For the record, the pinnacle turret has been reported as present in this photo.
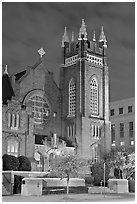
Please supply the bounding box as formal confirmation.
[78,19,87,40]
[93,31,96,42]
[99,26,107,42]
[4,65,8,75]
[61,27,69,47]
[71,31,74,42]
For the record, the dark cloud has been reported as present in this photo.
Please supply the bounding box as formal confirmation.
[25,2,46,12]
[2,2,135,101]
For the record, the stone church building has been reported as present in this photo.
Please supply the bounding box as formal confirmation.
[2,20,111,171]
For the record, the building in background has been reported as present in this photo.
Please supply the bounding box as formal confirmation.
[110,97,135,150]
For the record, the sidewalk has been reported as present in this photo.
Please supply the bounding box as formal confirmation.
[2,193,135,202]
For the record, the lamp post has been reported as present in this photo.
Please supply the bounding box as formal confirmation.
[53,112,57,148]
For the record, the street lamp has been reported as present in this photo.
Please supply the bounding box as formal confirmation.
[53,112,57,148]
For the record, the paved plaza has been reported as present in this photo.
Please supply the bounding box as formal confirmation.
[2,193,135,202]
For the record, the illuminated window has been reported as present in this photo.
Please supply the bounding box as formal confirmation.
[90,77,98,115]
[69,78,76,116]
[7,139,19,157]
[120,141,124,146]
[27,95,51,124]
[112,141,116,147]
[130,141,134,145]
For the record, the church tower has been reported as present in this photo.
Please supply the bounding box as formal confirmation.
[60,20,111,161]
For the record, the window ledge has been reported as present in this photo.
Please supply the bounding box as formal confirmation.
[11,126,18,130]
[93,136,100,140]
[67,114,76,118]
[89,114,99,118]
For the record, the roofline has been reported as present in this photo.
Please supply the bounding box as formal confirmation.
[110,97,135,105]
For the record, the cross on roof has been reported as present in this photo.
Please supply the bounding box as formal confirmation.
[38,48,45,59]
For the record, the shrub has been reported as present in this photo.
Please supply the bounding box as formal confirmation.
[91,162,110,186]
[18,156,31,171]
[85,176,94,185]
[2,154,19,171]
[13,175,24,194]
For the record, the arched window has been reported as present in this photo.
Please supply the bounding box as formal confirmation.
[69,78,76,116]
[90,143,100,162]
[7,138,19,157]
[27,95,51,124]
[90,77,98,115]
[34,152,43,171]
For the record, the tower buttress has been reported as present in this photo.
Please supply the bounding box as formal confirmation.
[78,19,88,58]
[99,26,107,55]
[4,65,8,75]
[70,32,75,53]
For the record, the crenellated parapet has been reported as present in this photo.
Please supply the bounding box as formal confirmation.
[61,19,108,67]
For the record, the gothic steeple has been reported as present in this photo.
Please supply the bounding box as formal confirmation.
[61,27,69,47]
[71,31,74,42]
[99,26,107,43]
[99,26,107,50]
[4,65,8,75]
[93,31,96,42]
[70,31,75,53]
[78,19,87,40]
[92,31,97,52]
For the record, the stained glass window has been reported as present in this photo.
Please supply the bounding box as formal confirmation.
[27,95,51,124]
[7,139,19,157]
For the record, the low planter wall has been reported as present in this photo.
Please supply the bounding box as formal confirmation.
[128,180,135,193]
[43,178,85,187]
[2,171,49,195]
[108,179,129,193]
[21,177,86,196]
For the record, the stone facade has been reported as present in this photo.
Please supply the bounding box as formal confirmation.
[2,20,111,171]
[60,20,111,160]
[2,60,65,171]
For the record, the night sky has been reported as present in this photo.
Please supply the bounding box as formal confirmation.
[2,2,135,102]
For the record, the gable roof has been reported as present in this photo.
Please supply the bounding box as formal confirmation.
[14,60,42,83]
[2,73,15,104]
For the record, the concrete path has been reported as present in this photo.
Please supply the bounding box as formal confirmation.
[2,193,135,202]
